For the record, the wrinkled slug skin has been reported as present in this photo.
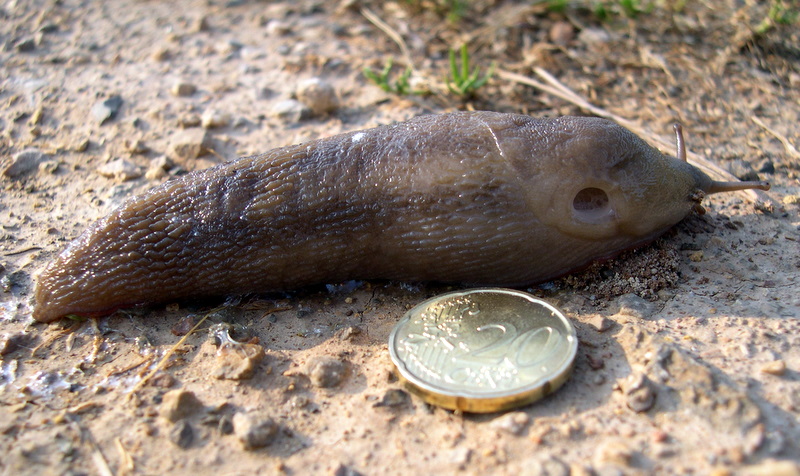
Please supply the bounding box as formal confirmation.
[33,111,713,322]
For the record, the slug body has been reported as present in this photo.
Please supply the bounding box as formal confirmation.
[32,112,768,322]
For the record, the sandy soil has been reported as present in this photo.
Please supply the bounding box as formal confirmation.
[1,0,799,474]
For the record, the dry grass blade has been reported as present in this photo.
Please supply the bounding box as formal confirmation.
[115,437,135,475]
[127,307,217,397]
[361,8,415,71]
[752,115,800,159]
[499,68,770,206]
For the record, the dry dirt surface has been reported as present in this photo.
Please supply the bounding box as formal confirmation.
[1,0,799,474]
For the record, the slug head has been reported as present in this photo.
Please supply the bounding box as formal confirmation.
[509,117,769,242]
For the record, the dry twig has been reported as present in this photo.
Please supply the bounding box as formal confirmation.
[752,115,800,159]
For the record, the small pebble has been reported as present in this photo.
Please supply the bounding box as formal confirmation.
[295,78,338,116]
[590,315,614,332]
[616,294,656,319]
[265,20,291,36]
[782,195,800,206]
[270,99,311,122]
[160,389,204,422]
[760,360,786,376]
[489,411,530,435]
[333,464,364,476]
[169,420,194,449]
[0,332,32,355]
[3,148,49,178]
[334,326,362,341]
[145,156,174,181]
[622,373,656,413]
[124,139,149,154]
[15,38,36,52]
[73,138,90,152]
[578,27,611,48]
[373,389,410,408]
[38,160,59,175]
[178,114,202,128]
[594,439,633,467]
[218,414,234,435]
[201,108,231,129]
[689,251,704,262]
[233,412,278,449]
[549,21,574,45]
[97,159,142,182]
[307,356,347,388]
[91,95,123,125]
[171,82,197,97]
[193,15,211,32]
[152,47,170,61]
[169,129,212,161]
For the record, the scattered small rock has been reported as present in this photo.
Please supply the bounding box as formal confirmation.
[212,343,265,380]
[270,99,311,122]
[594,439,634,467]
[218,414,234,435]
[689,251,704,262]
[307,356,347,388]
[782,195,800,206]
[450,447,472,466]
[334,325,362,341]
[621,372,656,413]
[616,294,656,319]
[295,78,338,116]
[38,160,59,175]
[91,95,123,125]
[586,353,605,370]
[265,20,291,36]
[578,27,611,48]
[374,389,410,408]
[549,21,574,45]
[97,158,142,182]
[152,47,170,61]
[233,412,278,449]
[124,138,149,154]
[73,138,90,152]
[169,128,212,162]
[760,360,786,376]
[15,38,36,52]
[526,456,570,476]
[590,315,614,332]
[160,389,204,422]
[3,148,49,178]
[193,15,211,33]
[201,108,231,129]
[178,113,202,128]
[145,156,173,180]
[169,420,194,449]
[172,81,197,97]
[489,411,530,435]
[0,332,32,355]
[333,464,364,476]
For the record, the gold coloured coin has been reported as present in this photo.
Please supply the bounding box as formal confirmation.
[389,288,578,413]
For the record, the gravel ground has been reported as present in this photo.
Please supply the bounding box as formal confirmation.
[1,1,799,474]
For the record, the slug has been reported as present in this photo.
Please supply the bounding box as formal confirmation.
[32,111,769,323]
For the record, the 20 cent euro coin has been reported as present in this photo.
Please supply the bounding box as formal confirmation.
[389,288,577,413]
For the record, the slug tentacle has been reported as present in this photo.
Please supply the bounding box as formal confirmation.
[32,112,770,323]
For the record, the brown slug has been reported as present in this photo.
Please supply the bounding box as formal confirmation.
[32,111,769,323]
